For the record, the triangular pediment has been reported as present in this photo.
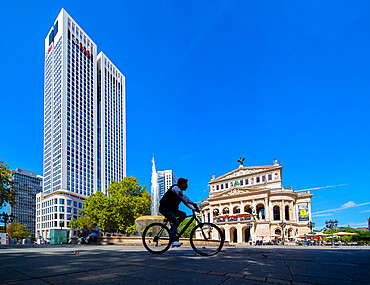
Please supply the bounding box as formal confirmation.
[211,187,265,198]
[210,165,281,183]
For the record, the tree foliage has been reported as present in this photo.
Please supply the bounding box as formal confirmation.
[0,160,16,208]
[68,214,94,230]
[323,227,370,244]
[107,177,151,234]
[7,222,29,240]
[74,176,150,234]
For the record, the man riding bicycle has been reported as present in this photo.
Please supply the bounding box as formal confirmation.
[159,178,199,248]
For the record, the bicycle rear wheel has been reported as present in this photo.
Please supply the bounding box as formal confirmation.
[142,223,171,254]
[190,223,224,256]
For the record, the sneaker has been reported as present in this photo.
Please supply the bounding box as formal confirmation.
[171,241,183,248]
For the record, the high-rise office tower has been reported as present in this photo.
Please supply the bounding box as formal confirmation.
[7,169,42,236]
[37,9,126,239]
[97,52,126,194]
[157,170,177,199]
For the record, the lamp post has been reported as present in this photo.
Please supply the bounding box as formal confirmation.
[0,212,15,232]
[307,221,315,234]
[279,220,287,242]
[325,219,338,247]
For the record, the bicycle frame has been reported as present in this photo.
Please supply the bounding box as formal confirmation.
[164,211,202,238]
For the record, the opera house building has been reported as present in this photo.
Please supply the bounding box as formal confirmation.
[199,160,313,244]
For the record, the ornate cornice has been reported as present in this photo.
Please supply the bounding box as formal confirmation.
[210,165,282,184]
[208,187,270,201]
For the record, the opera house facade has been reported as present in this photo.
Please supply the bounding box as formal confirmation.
[199,160,313,243]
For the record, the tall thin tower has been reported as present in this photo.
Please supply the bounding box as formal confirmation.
[97,52,126,193]
[43,9,97,197]
[37,9,126,240]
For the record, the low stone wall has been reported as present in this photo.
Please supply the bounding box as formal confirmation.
[69,236,229,246]
[70,236,143,245]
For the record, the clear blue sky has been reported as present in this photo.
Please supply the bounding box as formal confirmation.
[1,1,369,230]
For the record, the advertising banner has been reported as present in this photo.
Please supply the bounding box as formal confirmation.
[298,205,309,221]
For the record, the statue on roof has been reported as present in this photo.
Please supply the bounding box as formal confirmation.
[238,157,245,166]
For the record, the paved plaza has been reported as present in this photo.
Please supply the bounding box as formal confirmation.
[0,244,369,284]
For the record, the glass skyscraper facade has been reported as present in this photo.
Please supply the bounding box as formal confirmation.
[8,169,42,236]
[37,9,126,239]
[97,53,126,193]
[157,170,177,199]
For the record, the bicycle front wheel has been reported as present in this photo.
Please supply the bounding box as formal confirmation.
[190,223,224,256]
[142,223,171,254]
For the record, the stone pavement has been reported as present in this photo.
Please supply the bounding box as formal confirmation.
[0,244,369,284]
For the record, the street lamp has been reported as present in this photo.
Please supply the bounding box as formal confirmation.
[279,220,287,242]
[307,221,315,233]
[0,212,15,232]
[325,219,338,247]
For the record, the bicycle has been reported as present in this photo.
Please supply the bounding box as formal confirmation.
[142,210,225,256]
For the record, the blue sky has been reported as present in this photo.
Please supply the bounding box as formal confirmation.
[1,1,369,230]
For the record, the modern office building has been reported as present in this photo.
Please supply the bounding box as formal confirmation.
[157,170,177,199]
[97,52,126,194]
[7,169,42,236]
[37,9,126,239]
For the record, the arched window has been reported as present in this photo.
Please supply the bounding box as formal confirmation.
[285,206,290,221]
[244,206,252,214]
[223,208,229,214]
[213,209,219,216]
[275,229,281,236]
[233,207,240,214]
[256,204,265,219]
[273,206,280,220]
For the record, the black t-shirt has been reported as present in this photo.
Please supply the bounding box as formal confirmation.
[159,185,182,211]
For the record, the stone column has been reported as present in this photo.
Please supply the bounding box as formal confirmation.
[295,203,299,223]
[237,225,243,243]
[252,200,256,218]
[224,226,230,242]
[265,197,269,220]
[282,200,285,220]
[251,223,255,243]
[210,206,214,223]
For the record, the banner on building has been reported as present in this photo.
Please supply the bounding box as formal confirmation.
[298,205,309,221]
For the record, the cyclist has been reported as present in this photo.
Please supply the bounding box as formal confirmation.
[159,178,199,248]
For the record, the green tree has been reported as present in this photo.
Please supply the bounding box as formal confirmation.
[108,177,151,234]
[7,222,29,240]
[68,214,94,230]
[82,190,116,232]
[0,160,16,208]
[323,227,370,244]
[74,176,150,235]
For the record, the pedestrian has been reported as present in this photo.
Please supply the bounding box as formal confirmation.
[78,224,91,244]
[86,223,100,243]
